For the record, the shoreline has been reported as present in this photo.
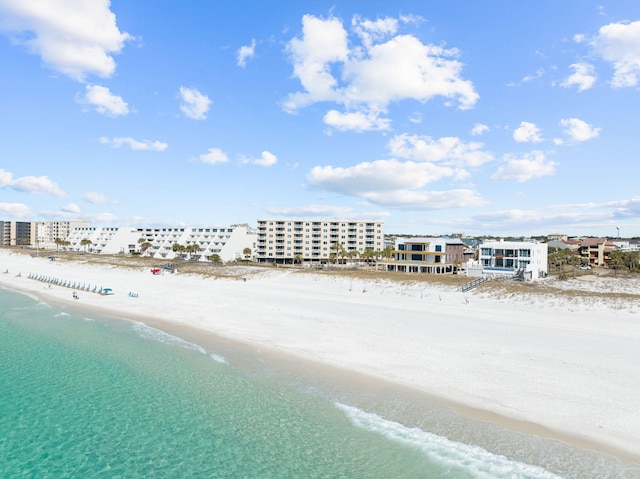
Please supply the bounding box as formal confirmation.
[1,250,639,467]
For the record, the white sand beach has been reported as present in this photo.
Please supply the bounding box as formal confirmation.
[2,249,639,464]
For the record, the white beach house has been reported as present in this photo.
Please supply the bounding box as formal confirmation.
[467,239,548,280]
[380,237,471,274]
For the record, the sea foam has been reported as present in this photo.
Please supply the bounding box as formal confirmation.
[335,403,564,479]
[131,321,207,354]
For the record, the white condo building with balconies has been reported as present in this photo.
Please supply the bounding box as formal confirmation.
[65,225,255,262]
[255,219,384,264]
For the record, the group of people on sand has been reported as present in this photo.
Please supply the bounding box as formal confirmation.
[72,290,79,300]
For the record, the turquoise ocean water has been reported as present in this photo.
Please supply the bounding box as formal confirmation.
[1,287,638,479]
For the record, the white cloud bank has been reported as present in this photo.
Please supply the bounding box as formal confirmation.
[179,87,212,120]
[305,133,493,210]
[100,136,168,151]
[0,0,131,81]
[0,168,66,197]
[307,158,485,210]
[284,14,478,132]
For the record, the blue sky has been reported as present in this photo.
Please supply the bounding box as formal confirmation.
[1,1,639,237]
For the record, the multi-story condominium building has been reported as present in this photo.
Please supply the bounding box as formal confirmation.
[382,237,470,274]
[35,221,91,248]
[0,221,35,246]
[469,239,548,280]
[255,219,384,264]
[65,225,255,262]
[578,238,616,266]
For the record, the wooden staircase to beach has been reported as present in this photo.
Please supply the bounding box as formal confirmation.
[458,275,491,293]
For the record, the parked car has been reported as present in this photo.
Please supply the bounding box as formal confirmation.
[579,265,591,270]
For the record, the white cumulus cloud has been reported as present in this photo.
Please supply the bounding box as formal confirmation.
[471,123,489,136]
[0,168,66,197]
[77,84,129,116]
[513,121,543,143]
[198,148,229,165]
[559,118,601,142]
[305,158,485,209]
[387,134,493,167]
[0,202,32,218]
[0,0,131,81]
[252,151,278,167]
[237,39,256,67]
[492,151,556,182]
[61,203,81,213]
[308,159,454,195]
[100,136,167,151]
[561,62,597,91]
[179,86,212,120]
[283,14,478,132]
[361,188,486,210]
[323,109,391,132]
[591,20,640,87]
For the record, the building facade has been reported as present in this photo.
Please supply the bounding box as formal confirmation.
[65,225,255,262]
[468,239,548,280]
[35,221,91,248]
[578,238,616,266]
[255,219,384,264]
[382,237,470,274]
[0,221,35,246]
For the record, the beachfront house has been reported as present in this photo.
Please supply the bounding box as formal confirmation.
[255,219,384,264]
[379,237,470,274]
[467,239,548,280]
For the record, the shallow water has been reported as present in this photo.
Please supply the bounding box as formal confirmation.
[1,287,638,478]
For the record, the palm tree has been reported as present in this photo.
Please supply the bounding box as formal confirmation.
[187,243,200,260]
[54,237,63,252]
[80,238,92,253]
[339,248,349,265]
[382,244,395,261]
[331,242,343,264]
[361,247,374,265]
[293,253,303,265]
[209,253,222,263]
[172,243,186,260]
[140,242,152,256]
